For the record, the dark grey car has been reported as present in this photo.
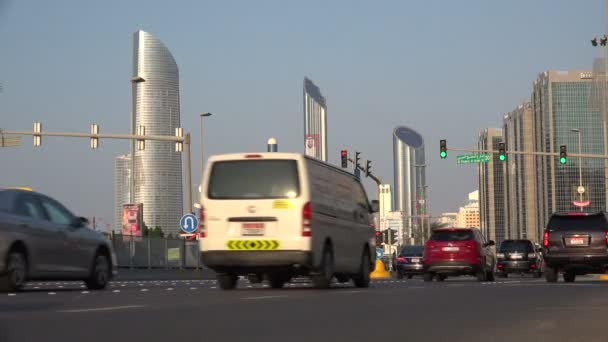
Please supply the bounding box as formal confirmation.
[0,189,116,292]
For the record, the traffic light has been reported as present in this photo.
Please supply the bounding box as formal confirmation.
[365,160,372,177]
[440,139,447,158]
[341,150,348,168]
[355,152,361,169]
[560,145,567,164]
[382,229,396,243]
[375,231,383,247]
[498,142,506,161]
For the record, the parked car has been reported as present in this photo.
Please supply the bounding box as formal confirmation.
[0,188,117,292]
[496,239,542,278]
[423,227,496,282]
[395,245,424,279]
[543,212,608,283]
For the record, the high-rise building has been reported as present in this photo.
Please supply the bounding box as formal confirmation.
[114,154,130,231]
[532,70,605,232]
[132,30,183,234]
[393,126,426,243]
[379,184,392,217]
[478,128,506,244]
[303,77,327,161]
[456,191,480,228]
[437,212,457,227]
[503,101,539,242]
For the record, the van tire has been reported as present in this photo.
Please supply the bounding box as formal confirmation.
[353,251,371,288]
[217,274,238,290]
[268,274,287,289]
[312,246,333,289]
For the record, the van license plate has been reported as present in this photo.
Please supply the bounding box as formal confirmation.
[241,223,265,236]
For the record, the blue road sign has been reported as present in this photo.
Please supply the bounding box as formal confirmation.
[180,214,198,234]
[376,248,384,259]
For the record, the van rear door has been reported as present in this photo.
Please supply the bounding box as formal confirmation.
[203,158,308,251]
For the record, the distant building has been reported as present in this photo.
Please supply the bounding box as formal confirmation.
[503,101,538,242]
[393,126,427,244]
[479,128,506,243]
[532,70,605,238]
[114,154,130,232]
[303,77,327,161]
[132,30,183,234]
[437,212,457,227]
[379,184,392,217]
[456,191,480,228]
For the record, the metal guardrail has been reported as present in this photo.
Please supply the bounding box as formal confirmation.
[109,234,202,269]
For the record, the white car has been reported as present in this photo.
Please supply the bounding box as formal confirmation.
[199,153,377,290]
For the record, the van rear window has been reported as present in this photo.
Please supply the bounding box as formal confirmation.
[208,160,300,200]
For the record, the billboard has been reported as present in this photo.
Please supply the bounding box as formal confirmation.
[122,203,143,239]
[304,134,319,158]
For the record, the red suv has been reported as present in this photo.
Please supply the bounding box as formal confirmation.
[423,227,496,282]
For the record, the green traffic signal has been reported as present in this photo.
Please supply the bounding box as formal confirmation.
[559,145,567,164]
[440,139,447,159]
[560,157,567,164]
[440,151,447,158]
[499,154,506,161]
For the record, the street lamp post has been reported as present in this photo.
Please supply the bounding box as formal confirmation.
[571,128,584,212]
[591,35,608,211]
[414,164,427,244]
[199,112,212,194]
[130,76,145,204]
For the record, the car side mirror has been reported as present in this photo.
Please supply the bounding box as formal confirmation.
[70,216,88,228]
[370,200,379,213]
[486,240,495,247]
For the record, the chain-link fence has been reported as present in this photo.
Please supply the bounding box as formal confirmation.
[109,234,202,269]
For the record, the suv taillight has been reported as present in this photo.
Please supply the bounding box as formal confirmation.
[302,202,311,237]
[605,231,608,246]
[199,206,206,238]
[543,231,549,247]
[397,256,406,263]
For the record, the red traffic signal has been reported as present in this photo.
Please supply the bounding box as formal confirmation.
[341,149,348,168]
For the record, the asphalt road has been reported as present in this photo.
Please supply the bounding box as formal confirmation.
[1,275,608,342]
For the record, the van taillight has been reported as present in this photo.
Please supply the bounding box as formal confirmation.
[605,231,608,246]
[199,206,206,238]
[543,231,549,247]
[302,202,312,237]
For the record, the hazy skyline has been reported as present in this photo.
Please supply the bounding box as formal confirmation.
[1,0,606,225]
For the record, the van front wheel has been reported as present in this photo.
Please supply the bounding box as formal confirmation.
[352,251,371,288]
[217,274,238,290]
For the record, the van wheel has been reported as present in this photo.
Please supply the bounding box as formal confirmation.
[353,251,371,288]
[336,274,350,283]
[312,246,334,289]
[0,251,27,293]
[217,274,238,290]
[545,265,558,283]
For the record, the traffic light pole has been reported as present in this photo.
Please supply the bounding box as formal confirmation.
[2,129,193,214]
[446,147,608,159]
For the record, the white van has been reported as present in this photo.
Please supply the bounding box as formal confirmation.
[199,152,377,290]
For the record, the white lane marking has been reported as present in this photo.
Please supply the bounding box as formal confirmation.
[34,287,40,289]
[211,286,217,289]
[189,287,197,290]
[121,284,126,287]
[409,286,425,289]
[48,292,56,295]
[81,291,89,294]
[141,289,148,292]
[241,295,286,300]
[336,290,365,294]
[113,290,121,293]
[8,293,16,296]
[59,305,147,313]
[167,288,174,291]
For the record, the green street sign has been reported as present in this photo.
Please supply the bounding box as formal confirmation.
[456,153,491,164]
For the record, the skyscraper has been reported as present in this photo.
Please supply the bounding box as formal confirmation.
[379,184,393,217]
[532,70,605,231]
[478,128,506,244]
[393,126,426,243]
[503,101,538,242]
[132,30,183,234]
[114,154,130,231]
[303,77,327,161]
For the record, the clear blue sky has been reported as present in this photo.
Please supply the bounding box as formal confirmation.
[1,0,605,228]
